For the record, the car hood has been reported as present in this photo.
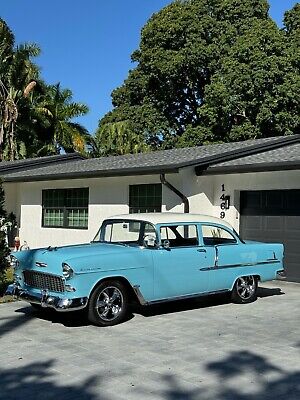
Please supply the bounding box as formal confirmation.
[12,242,137,275]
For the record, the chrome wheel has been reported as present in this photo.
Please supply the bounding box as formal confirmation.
[236,276,256,300]
[95,286,124,322]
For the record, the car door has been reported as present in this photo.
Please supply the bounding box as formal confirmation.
[152,223,214,300]
[200,224,248,291]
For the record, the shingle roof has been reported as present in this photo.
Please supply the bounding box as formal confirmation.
[204,142,300,175]
[0,153,85,173]
[1,135,299,182]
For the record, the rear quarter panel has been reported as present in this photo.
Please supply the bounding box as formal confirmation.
[211,242,284,291]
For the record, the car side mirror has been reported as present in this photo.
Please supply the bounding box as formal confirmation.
[162,239,170,250]
[143,235,157,248]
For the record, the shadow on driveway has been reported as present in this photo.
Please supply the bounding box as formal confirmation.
[1,351,298,400]
[3,285,284,330]
[0,360,101,400]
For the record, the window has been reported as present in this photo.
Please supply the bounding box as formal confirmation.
[160,225,198,247]
[42,188,89,229]
[129,184,162,214]
[97,220,157,246]
[201,225,237,246]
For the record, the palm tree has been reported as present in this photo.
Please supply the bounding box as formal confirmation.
[1,19,91,159]
[0,18,40,160]
[38,83,90,154]
[96,120,150,156]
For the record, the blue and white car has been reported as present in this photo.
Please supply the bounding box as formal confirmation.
[7,213,285,326]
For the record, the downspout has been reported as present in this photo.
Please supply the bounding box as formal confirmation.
[160,173,190,213]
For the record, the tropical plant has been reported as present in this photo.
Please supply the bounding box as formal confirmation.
[35,83,90,154]
[0,18,41,160]
[0,18,91,160]
[96,117,151,156]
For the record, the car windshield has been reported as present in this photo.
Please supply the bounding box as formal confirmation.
[92,220,156,246]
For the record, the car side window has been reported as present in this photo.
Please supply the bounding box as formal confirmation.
[160,225,199,247]
[201,225,237,246]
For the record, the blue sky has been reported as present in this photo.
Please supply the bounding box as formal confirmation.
[1,0,298,134]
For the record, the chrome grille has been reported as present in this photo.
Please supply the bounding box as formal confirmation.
[23,270,65,293]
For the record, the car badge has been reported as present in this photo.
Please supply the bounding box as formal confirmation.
[35,261,47,268]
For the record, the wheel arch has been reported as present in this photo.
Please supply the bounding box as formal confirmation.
[230,274,261,291]
[89,276,141,305]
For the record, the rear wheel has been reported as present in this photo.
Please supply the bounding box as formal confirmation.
[88,280,129,327]
[231,275,258,304]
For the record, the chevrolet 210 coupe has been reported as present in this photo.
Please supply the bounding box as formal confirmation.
[7,213,285,326]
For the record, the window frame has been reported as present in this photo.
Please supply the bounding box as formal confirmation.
[199,223,239,247]
[158,223,200,248]
[42,188,89,230]
[129,183,162,214]
[97,219,158,246]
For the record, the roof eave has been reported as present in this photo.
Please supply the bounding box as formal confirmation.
[2,166,179,183]
[194,134,300,175]
[201,161,300,176]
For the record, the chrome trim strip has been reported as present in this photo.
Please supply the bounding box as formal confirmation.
[133,285,147,305]
[199,259,281,271]
[148,289,229,305]
[214,246,219,267]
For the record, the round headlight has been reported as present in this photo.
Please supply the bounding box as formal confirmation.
[10,255,19,269]
[62,263,74,279]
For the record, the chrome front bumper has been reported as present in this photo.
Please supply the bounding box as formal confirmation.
[5,284,88,312]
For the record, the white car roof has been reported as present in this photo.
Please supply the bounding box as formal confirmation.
[106,212,233,229]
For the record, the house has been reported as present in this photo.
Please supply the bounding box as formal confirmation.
[1,134,300,283]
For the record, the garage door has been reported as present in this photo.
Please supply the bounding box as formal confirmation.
[240,190,300,283]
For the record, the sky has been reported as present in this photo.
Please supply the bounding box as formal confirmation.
[1,0,298,134]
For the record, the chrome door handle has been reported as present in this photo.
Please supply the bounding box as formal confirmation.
[197,248,207,253]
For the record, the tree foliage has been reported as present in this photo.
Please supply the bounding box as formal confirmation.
[0,18,91,160]
[97,0,300,152]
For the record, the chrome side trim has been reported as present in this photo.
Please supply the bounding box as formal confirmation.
[132,285,147,305]
[148,289,230,305]
[199,259,281,271]
[214,246,219,267]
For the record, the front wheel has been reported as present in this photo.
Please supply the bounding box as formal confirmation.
[88,280,129,327]
[231,275,258,304]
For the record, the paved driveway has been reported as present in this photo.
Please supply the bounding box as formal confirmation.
[0,281,299,400]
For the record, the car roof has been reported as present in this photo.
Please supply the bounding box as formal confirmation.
[106,212,233,229]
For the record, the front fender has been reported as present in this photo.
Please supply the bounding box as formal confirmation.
[65,250,154,302]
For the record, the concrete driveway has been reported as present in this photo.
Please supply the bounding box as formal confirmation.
[0,281,299,400]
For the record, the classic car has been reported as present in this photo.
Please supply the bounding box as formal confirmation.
[7,213,285,326]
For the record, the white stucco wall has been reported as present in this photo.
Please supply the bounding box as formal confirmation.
[4,182,21,223]
[16,174,186,248]
[5,168,300,248]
